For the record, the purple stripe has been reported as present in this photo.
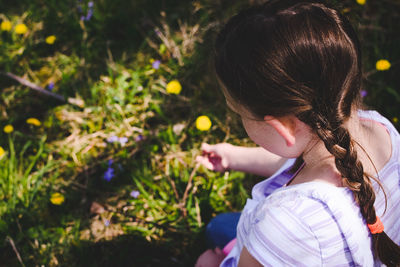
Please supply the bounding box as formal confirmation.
[346,242,359,254]
[298,202,324,218]
[379,161,397,176]
[318,234,344,247]
[375,187,400,216]
[253,225,311,266]
[264,208,320,257]
[269,181,283,188]
[237,217,248,240]
[383,200,400,227]
[290,198,304,211]
[310,209,343,230]
[390,217,400,242]
[273,176,291,185]
[323,250,352,264]
[330,263,355,267]
[377,163,398,184]
[260,162,298,197]
[280,170,294,178]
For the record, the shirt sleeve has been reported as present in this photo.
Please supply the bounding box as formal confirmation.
[242,202,323,266]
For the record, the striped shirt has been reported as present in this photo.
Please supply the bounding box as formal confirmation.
[220,110,400,266]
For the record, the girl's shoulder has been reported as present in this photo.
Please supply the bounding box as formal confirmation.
[240,182,375,266]
[358,109,399,140]
[358,109,400,175]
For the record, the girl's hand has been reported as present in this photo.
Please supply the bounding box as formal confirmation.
[197,143,286,177]
[195,247,226,267]
[195,143,233,172]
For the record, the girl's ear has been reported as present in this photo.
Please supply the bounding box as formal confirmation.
[264,115,296,147]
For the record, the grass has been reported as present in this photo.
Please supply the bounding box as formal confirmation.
[0,0,399,266]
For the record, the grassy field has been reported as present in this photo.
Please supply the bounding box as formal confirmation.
[0,0,399,266]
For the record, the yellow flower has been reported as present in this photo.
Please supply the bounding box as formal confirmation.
[356,0,366,5]
[15,23,28,34]
[376,59,391,71]
[196,115,212,131]
[0,146,5,158]
[393,117,398,123]
[50,192,65,205]
[3,124,14,133]
[45,35,56,44]
[26,118,41,126]
[166,80,182,94]
[1,20,12,31]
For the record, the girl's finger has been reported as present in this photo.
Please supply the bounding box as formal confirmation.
[195,155,215,170]
[221,157,229,169]
[201,143,213,153]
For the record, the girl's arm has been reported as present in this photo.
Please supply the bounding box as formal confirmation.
[196,143,288,177]
[238,247,263,267]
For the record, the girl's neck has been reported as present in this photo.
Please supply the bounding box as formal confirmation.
[292,111,366,187]
[291,109,392,187]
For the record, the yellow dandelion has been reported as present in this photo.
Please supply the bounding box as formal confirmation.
[1,20,12,31]
[15,23,28,35]
[3,124,14,134]
[356,0,366,5]
[45,35,56,44]
[393,117,398,123]
[196,115,212,131]
[26,118,41,126]
[50,192,65,205]
[0,146,5,158]
[166,80,182,95]
[376,59,391,71]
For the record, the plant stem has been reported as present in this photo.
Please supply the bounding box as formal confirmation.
[6,236,26,267]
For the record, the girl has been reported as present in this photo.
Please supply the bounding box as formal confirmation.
[195,0,400,266]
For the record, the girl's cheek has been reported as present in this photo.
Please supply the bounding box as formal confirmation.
[242,120,264,145]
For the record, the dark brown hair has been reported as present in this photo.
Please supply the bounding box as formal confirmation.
[215,0,400,265]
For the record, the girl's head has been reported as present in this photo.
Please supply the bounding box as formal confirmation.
[215,0,400,265]
[215,0,362,125]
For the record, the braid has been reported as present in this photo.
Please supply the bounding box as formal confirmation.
[313,118,376,221]
[311,113,400,266]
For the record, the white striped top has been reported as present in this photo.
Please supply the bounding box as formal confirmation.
[220,110,400,266]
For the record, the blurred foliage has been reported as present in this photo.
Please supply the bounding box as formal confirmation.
[0,0,399,266]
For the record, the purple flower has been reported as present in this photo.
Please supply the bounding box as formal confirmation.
[152,60,161,70]
[104,219,110,227]
[88,1,94,7]
[104,166,114,181]
[130,190,140,198]
[86,9,93,20]
[107,135,119,143]
[135,134,144,142]
[360,90,367,98]
[47,82,54,91]
[119,137,128,146]
[80,15,85,21]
